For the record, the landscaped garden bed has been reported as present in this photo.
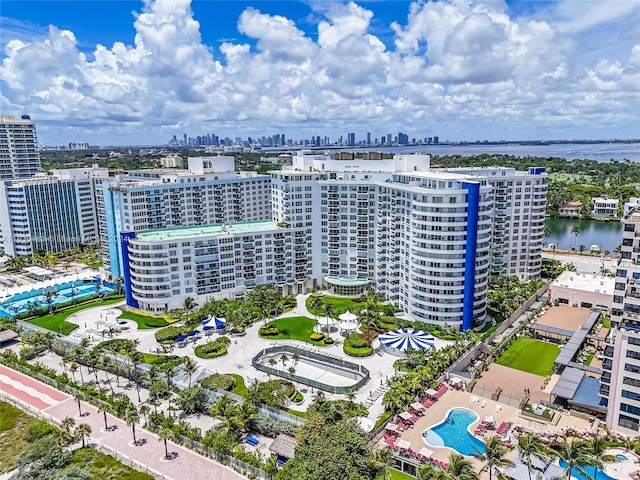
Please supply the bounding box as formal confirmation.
[200,373,236,391]
[343,333,373,357]
[194,336,230,359]
[258,316,332,345]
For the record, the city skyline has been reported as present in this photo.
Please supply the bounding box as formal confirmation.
[1,0,639,145]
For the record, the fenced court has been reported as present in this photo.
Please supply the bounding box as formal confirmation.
[494,337,560,376]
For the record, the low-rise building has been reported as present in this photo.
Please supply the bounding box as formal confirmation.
[592,196,619,217]
[550,271,614,310]
[559,201,582,218]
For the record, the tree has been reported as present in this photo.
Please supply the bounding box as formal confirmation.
[310,295,324,323]
[124,405,140,445]
[74,423,92,449]
[182,296,197,320]
[182,356,198,387]
[579,244,586,254]
[177,386,209,414]
[278,417,378,480]
[374,447,394,480]
[570,225,581,250]
[159,427,173,460]
[588,435,617,480]
[280,353,289,371]
[472,435,514,480]
[430,453,479,480]
[324,302,337,321]
[43,290,58,313]
[517,433,551,480]
[554,435,592,480]
[543,225,551,246]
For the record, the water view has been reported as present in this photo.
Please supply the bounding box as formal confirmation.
[545,218,623,253]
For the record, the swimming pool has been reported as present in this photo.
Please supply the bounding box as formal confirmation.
[0,280,114,318]
[422,407,485,456]
[558,460,616,480]
[616,453,628,461]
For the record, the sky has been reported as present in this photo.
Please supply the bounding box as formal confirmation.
[1,0,639,146]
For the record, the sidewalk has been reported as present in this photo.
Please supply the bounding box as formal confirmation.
[0,365,246,480]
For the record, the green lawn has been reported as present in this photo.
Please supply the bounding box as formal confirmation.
[376,469,416,480]
[116,309,169,329]
[28,297,124,335]
[230,374,248,397]
[259,316,318,342]
[495,337,560,376]
[306,295,361,317]
[0,403,43,473]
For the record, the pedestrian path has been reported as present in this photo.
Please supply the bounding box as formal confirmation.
[0,365,245,480]
[364,384,389,408]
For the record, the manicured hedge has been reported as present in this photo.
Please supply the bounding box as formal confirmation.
[343,333,373,357]
[200,373,236,391]
[309,332,324,341]
[154,326,184,343]
[195,336,231,358]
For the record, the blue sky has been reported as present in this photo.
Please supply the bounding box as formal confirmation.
[1,0,639,145]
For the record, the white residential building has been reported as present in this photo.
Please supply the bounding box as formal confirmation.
[0,115,42,179]
[446,167,548,280]
[593,196,619,217]
[624,197,640,217]
[100,157,272,279]
[122,221,309,312]
[0,172,104,256]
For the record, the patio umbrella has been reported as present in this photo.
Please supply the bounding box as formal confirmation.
[176,335,187,342]
[339,311,357,322]
[399,412,414,421]
[418,447,433,458]
[410,402,426,411]
[395,439,411,450]
[385,424,400,432]
[483,416,495,424]
[426,388,438,397]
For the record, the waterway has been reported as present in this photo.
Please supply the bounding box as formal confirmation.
[545,217,623,253]
[343,142,640,163]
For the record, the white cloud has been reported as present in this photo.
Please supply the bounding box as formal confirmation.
[0,0,638,143]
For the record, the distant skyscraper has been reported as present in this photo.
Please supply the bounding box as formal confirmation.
[434,136,439,144]
[0,115,42,179]
[347,132,356,147]
[367,132,371,146]
[387,133,392,145]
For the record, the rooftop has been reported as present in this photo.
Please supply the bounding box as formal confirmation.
[133,221,284,242]
[551,270,615,295]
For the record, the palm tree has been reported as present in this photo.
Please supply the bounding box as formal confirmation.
[579,244,586,254]
[346,388,356,403]
[431,453,479,480]
[324,302,337,320]
[473,435,514,480]
[182,356,198,387]
[543,225,551,246]
[287,365,296,377]
[554,435,592,480]
[69,362,80,385]
[280,353,288,371]
[124,404,140,445]
[517,433,551,480]
[159,427,173,460]
[70,287,79,304]
[139,404,150,426]
[292,352,300,366]
[98,404,112,431]
[570,225,581,250]
[374,447,394,480]
[267,357,278,377]
[43,290,57,313]
[61,417,76,435]
[237,401,256,433]
[588,435,616,480]
[75,423,92,449]
[310,295,324,323]
[182,296,197,320]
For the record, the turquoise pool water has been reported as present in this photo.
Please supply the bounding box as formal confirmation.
[422,407,485,456]
[558,460,616,480]
[0,280,114,318]
[616,453,628,461]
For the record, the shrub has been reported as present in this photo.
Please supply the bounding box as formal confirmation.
[200,373,236,391]
[346,333,367,348]
[324,337,334,345]
[259,327,279,337]
[309,332,324,341]
[250,412,298,438]
[196,338,229,358]
[154,326,183,343]
[343,343,373,357]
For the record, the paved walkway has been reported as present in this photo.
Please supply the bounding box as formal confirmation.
[0,365,245,480]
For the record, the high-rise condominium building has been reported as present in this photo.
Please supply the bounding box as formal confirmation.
[446,167,547,280]
[100,157,272,279]
[0,115,42,179]
[0,167,108,256]
[603,209,640,434]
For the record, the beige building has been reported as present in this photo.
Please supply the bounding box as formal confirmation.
[550,270,614,310]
